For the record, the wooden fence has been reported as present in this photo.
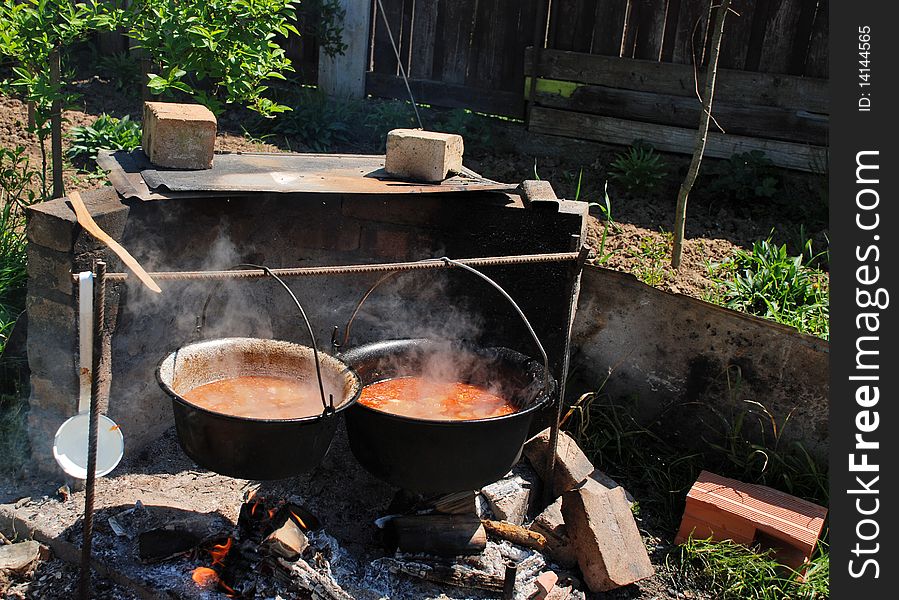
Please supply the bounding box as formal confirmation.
[366,0,540,117]
[525,0,829,171]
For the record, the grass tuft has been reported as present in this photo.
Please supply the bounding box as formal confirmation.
[673,537,828,600]
[706,237,829,338]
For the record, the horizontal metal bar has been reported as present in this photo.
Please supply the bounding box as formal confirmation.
[82,252,582,284]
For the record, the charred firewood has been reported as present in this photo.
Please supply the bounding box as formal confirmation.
[273,557,353,600]
[388,515,487,556]
[379,557,504,592]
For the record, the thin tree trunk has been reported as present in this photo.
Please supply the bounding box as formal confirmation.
[50,49,64,199]
[671,0,732,269]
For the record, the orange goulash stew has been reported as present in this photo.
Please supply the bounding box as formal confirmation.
[182,375,326,419]
[358,377,516,420]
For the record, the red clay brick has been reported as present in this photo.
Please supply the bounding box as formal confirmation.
[675,471,827,569]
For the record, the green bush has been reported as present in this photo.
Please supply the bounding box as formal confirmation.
[124,0,302,116]
[94,50,141,93]
[707,238,829,338]
[608,142,668,193]
[67,113,142,166]
[271,89,360,152]
[0,146,38,354]
[706,150,780,202]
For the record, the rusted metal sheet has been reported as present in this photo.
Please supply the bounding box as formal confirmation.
[97,150,515,201]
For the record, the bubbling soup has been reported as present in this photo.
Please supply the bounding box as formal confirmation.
[182,375,329,419]
[358,376,516,420]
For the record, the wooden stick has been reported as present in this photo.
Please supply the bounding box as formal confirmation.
[50,50,64,200]
[481,519,547,552]
[380,557,504,592]
[68,191,162,293]
[275,557,354,600]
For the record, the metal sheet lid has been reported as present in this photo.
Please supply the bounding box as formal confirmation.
[97,149,515,201]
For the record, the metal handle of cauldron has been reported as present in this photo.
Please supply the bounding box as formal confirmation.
[336,257,551,395]
[195,264,334,415]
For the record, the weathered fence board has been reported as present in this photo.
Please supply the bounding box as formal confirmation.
[366,72,523,117]
[529,107,827,172]
[524,48,829,114]
[533,85,828,145]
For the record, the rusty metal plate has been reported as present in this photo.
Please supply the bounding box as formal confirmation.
[97,150,515,200]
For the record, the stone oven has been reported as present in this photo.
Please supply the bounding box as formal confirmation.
[25,150,587,476]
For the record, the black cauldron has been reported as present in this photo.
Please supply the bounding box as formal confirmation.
[341,338,556,494]
[157,337,360,480]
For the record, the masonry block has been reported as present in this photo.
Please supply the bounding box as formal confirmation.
[385,129,463,182]
[142,101,216,169]
[675,470,827,570]
[562,484,654,592]
[518,180,558,203]
[27,245,75,296]
[529,496,577,568]
[524,428,594,498]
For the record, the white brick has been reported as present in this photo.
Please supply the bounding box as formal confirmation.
[142,102,216,170]
[384,129,463,182]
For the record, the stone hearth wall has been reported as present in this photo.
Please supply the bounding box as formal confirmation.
[25,189,587,474]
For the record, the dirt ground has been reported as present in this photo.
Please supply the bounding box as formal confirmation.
[1,426,710,600]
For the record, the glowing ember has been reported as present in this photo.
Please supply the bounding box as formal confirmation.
[268,507,278,520]
[209,537,233,566]
[191,567,235,596]
[191,567,219,588]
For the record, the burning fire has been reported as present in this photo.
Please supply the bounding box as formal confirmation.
[209,537,233,566]
[191,567,236,596]
[289,510,308,530]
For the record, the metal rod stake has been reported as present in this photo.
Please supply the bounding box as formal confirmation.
[544,245,592,508]
[79,261,106,600]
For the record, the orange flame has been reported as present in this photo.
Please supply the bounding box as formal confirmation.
[191,567,236,596]
[268,507,278,520]
[209,537,233,566]
[289,510,308,530]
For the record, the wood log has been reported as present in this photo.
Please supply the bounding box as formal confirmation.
[481,519,546,552]
[275,557,354,600]
[391,515,487,556]
[380,557,504,592]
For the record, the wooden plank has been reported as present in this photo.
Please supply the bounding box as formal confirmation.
[716,0,755,70]
[589,0,628,56]
[549,0,599,53]
[533,84,828,144]
[632,0,670,61]
[671,0,711,65]
[434,0,477,84]
[757,0,804,74]
[804,0,828,78]
[788,0,820,74]
[366,72,525,117]
[504,0,538,88]
[468,0,506,89]
[528,106,827,172]
[372,0,405,74]
[318,0,372,98]
[410,0,439,78]
[743,0,772,72]
[524,48,829,113]
[659,0,681,61]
